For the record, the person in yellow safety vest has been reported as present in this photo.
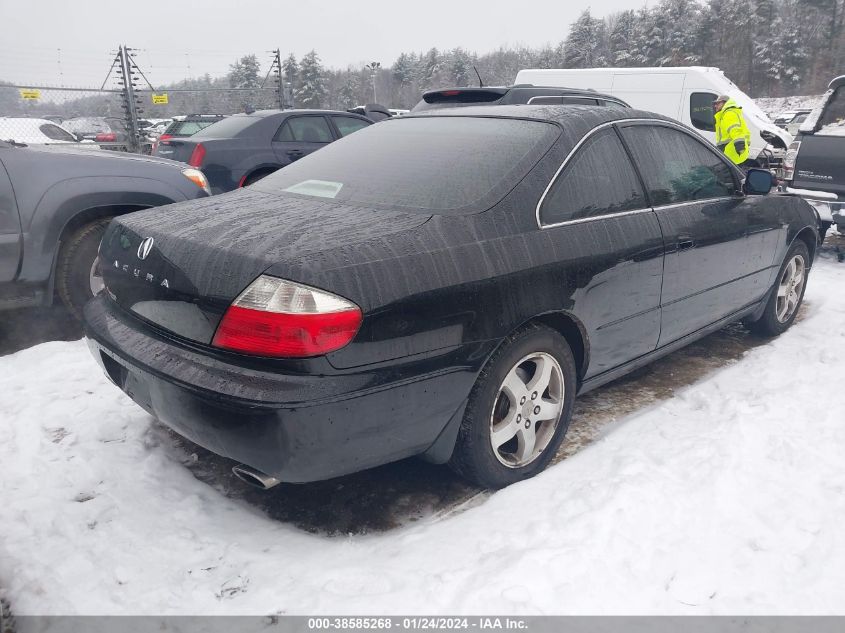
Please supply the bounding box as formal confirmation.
[713,94,752,165]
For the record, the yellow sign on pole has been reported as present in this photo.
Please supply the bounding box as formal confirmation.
[151,93,169,105]
[19,89,40,100]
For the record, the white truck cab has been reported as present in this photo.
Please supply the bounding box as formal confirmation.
[515,66,792,168]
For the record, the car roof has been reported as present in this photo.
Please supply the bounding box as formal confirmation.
[403,103,673,128]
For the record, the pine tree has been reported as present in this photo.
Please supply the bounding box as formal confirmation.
[282,53,299,107]
[449,48,474,85]
[228,54,261,89]
[564,10,608,68]
[417,48,442,90]
[296,50,327,109]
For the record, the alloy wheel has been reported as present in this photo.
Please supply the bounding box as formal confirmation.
[775,254,805,323]
[490,352,565,468]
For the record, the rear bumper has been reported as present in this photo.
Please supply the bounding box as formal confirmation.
[83,296,480,482]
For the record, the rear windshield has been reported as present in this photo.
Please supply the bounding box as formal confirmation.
[253,116,559,213]
[193,115,258,138]
[166,120,218,136]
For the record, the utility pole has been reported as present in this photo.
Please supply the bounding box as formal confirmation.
[273,49,285,109]
[117,45,142,153]
[365,61,380,103]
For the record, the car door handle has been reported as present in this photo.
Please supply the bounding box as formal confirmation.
[287,150,304,158]
[678,238,695,251]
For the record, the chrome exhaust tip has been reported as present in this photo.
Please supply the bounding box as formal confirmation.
[232,465,281,490]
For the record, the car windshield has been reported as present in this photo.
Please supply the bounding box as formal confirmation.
[254,116,559,213]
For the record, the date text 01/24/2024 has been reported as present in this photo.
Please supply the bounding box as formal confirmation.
[307,618,529,630]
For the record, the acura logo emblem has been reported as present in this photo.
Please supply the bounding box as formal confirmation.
[137,237,154,260]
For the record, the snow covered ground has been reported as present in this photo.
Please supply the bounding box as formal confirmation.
[1,252,845,616]
[756,95,824,118]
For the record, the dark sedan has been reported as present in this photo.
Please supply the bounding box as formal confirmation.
[153,109,372,194]
[84,106,818,490]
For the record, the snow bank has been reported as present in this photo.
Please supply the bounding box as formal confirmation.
[1,260,845,615]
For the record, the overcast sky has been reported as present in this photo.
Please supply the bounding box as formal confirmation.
[0,0,640,88]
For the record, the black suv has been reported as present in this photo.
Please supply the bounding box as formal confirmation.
[411,85,629,111]
[784,75,845,239]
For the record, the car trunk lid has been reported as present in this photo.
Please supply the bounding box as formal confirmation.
[99,188,431,344]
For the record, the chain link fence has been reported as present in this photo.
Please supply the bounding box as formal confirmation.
[1,46,287,154]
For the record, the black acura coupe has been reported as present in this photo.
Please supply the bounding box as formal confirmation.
[84,105,818,489]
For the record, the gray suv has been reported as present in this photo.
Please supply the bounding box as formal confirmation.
[0,140,210,318]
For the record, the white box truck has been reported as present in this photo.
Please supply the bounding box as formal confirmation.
[514,66,792,169]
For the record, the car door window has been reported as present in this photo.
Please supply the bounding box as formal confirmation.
[690,92,718,132]
[539,127,646,226]
[332,116,370,137]
[274,121,294,142]
[278,116,333,143]
[621,125,737,206]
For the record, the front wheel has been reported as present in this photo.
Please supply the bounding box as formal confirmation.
[56,218,112,320]
[745,240,809,337]
[449,323,576,489]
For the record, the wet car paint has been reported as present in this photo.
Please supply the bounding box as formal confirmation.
[85,105,819,483]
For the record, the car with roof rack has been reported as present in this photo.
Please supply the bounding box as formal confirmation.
[411,84,630,111]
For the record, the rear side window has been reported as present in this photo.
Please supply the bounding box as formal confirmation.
[690,92,717,132]
[168,120,216,136]
[275,116,333,143]
[332,116,370,137]
[256,117,559,213]
[39,124,75,142]
[621,124,736,206]
[539,127,645,226]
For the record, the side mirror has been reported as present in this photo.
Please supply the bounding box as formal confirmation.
[743,168,774,195]
[75,133,85,142]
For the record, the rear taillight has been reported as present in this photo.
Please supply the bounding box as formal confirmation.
[95,132,117,142]
[188,143,206,167]
[783,140,800,181]
[212,275,362,358]
[153,133,171,153]
[181,168,211,195]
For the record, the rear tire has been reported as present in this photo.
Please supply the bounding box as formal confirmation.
[56,218,112,320]
[449,323,576,489]
[745,240,809,337]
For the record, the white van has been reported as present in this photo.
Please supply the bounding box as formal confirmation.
[514,66,792,167]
